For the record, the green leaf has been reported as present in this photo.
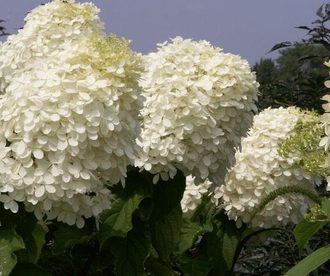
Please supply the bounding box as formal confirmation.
[146,259,174,276]
[110,220,151,276]
[175,220,204,254]
[150,171,185,262]
[53,224,92,254]
[293,218,326,253]
[100,170,153,241]
[16,223,46,263]
[221,226,241,271]
[178,254,212,276]
[284,245,330,276]
[150,207,182,262]
[11,263,51,276]
[206,214,245,276]
[102,193,146,238]
[0,228,25,276]
[321,198,330,218]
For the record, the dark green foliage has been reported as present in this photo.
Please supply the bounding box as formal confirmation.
[255,4,330,112]
[110,220,151,276]
[0,19,9,37]
[254,44,330,112]
[0,228,25,275]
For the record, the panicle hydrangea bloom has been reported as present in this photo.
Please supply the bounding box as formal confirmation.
[213,107,318,229]
[0,0,103,94]
[319,60,330,191]
[136,37,258,184]
[0,1,143,227]
[181,175,212,216]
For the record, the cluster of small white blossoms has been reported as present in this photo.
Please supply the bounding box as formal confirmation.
[320,60,330,191]
[136,37,258,184]
[0,1,143,227]
[0,0,103,94]
[181,176,212,216]
[213,107,317,229]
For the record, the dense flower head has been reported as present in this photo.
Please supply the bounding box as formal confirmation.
[0,1,143,227]
[136,37,258,184]
[320,61,330,191]
[181,176,212,216]
[214,107,318,229]
[0,0,103,93]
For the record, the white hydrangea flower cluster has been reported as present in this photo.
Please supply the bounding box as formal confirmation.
[181,175,212,216]
[137,37,258,184]
[0,0,103,93]
[213,107,317,229]
[0,1,143,227]
[320,62,330,191]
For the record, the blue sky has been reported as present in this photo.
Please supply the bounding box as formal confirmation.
[0,0,327,64]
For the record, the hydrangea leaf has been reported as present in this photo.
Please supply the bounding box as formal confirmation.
[16,223,46,264]
[174,220,204,255]
[145,259,174,276]
[0,228,25,276]
[293,219,326,253]
[101,194,145,239]
[99,170,153,242]
[177,254,212,276]
[110,221,150,276]
[150,207,182,262]
[321,198,330,217]
[205,214,245,276]
[51,224,93,255]
[284,245,330,276]
[150,171,185,262]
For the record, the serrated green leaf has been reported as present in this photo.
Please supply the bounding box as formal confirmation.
[293,219,326,253]
[110,221,150,276]
[0,228,25,276]
[284,245,330,276]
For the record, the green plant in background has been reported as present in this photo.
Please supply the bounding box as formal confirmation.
[255,3,330,113]
[254,44,330,112]
[0,20,8,37]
